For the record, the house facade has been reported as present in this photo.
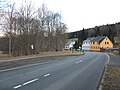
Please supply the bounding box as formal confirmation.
[65,37,78,50]
[99,37,113,49]
[65,41,75,50]
[82,38,91,50]
[82,36,113,51]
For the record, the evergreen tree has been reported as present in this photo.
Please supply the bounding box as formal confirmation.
[73,41,79,51]
[78,28,87,46]
[107,24,116,43]
[94,26,101,36]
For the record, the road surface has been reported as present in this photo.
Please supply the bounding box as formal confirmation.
[0,52,109,90]
[109,54,120,66]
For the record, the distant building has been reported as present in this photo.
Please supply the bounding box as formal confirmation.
[65,36,78,50]
[82,36,113,51]
[65,41,75,50]
[82,38,91,50]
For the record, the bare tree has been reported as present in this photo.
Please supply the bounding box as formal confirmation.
[2,3,16,56]
[37,4,67,52]
[15,0,36,55]
[1,1,67,56]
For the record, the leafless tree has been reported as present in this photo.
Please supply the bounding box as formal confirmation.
[1,1,67,56]
[2,3,16,56]
[37,4,67,52]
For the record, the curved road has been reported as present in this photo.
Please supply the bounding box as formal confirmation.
[0,52,109,90]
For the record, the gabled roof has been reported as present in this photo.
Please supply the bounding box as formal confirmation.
[90,36,106,44]
[83,37,93,42]
[65,41,75,46]
[84,36,107,44]
[83,39,91,42]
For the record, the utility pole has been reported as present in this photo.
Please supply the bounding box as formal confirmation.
[8,33,12,57]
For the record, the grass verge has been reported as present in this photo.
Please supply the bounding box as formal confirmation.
[0,51,83,60]
[102,65,120,90]
[0,54,10,59]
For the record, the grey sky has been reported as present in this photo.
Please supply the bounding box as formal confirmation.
[11,0,120,32]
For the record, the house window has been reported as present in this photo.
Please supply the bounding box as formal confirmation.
[106,38,107,40]
[93,42,95,44]
[107,42,109,44]
[96,46,97,49]
[105,42,106,44]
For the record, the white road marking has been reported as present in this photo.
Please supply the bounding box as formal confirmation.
[76,60,83,64]
[13,78,39,89]
[79,60,83,63]
[44,73,50,77]
[23,78,39,86]
[13,85,22,89]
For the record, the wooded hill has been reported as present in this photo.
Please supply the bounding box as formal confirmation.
[68,22,120,47]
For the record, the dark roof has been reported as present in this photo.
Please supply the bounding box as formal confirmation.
[90,36,106,44]
[65,41,75,46]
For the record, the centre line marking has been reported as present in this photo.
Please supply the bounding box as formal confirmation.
[79,60,83,63]
[13,85,22,89]
[44,73,50,77]
[23,78,39,86]
[13,78,39,89]
[76,60,83,64]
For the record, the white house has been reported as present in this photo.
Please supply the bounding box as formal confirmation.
[65,41,75,50]
[82,38,92,50]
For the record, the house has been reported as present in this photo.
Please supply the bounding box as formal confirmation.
[65,41,75,50]
[65,37,78,50]
[82,38,91,50]
[82,36,113,51]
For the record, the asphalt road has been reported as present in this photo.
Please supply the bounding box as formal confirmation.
[0,52,109,90]
[109,54,120,66]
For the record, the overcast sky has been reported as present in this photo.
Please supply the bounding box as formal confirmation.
[11,0,120,32]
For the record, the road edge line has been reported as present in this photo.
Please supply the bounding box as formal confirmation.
[98,53,110,90]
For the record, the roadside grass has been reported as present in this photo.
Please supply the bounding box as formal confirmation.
[112,51,120,56]
[0,51,83,60]
[0,54,10,59]
[52,52,84,56]
[102,65,120,90]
